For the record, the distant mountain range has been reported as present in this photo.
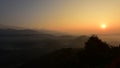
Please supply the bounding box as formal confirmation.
[0,24,66,36]
[0,24,89,50]
[0,24,25,30]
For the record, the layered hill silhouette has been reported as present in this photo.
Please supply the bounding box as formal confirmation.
[1,24,120,68]
[0,24,25,30]
[0,24,90,68]
[0,24,89,49]
[20,36,120,68]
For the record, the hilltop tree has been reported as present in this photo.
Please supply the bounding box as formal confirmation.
[85,35,110,55]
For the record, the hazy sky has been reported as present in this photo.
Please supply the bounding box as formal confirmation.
[1,0,120,34]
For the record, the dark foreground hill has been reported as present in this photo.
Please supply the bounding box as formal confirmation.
[20,36,120,68]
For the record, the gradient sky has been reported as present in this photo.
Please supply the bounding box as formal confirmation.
[1,0,120,34]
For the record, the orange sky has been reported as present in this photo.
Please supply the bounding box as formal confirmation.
[1,0,120,35]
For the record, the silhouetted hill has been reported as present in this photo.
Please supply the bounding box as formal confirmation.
[0,25,92,68]
[0,24,24,30]
[0,24,65,36]
[0,28,89,49]
[1,35,120,68]
[20,36,120,68]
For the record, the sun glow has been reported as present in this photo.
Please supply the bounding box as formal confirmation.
[101,24,107,29]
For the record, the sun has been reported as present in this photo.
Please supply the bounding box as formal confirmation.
[101,24,107,29]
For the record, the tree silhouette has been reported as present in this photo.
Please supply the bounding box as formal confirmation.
[85,35,109,52]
